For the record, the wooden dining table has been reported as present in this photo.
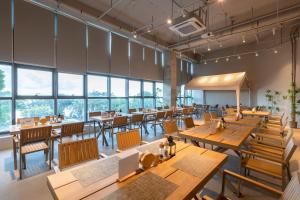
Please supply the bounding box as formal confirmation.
[179,123,254,153]
[47,139,228,200]
[241,110,270,117]
[223,116,262,127]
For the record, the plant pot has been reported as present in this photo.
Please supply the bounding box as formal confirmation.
[289,121,298,128]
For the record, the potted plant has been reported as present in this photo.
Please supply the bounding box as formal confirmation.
[283,85,300,128]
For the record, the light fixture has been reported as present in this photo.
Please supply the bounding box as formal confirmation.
[193,48,196,54]
[255,52,259,57]
[204,60,207,64]
[147,29,151,33]
[242,35,246,43]
[219,43,223,48]
[215,59,218,63]
[218,0,224,3]
[272,28,276,36]
[274,49,278,54]
[167,18,172,24]
[133,32,137,38]
[179,52,182,57]
[207,44,211,51]
[226,57,229,62]
[237,55,241,59]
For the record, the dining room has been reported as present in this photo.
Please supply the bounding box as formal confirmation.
[0,0,300,199]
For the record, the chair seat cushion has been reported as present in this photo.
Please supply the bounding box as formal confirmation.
[244,158,283,178]
[21,142,49,154]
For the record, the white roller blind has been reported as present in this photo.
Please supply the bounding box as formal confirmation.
[111,33,129,76]
[87,26,109,73]
[56,15,86,73]
[0,0,12,62]
[14,0,54,67]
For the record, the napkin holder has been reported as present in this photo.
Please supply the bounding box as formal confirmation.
[117,149,139,182]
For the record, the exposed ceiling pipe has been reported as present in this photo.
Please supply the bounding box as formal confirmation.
[169,3,300,50]
[98,0,124,20]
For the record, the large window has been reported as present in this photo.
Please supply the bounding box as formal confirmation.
[111,77,126,97]
[58,73,83,96]
[144,98,154,108]
[155,82,163,108]
[129,98,142,109]
[57,99,84,121]
[88,99,109,112]
[111,98,127,112]
[17,68,52,96]
[87,75,108,97]
[143,81,153,96]
[129,80,141,96]
[16,99,54,119]
[0,64,12,132]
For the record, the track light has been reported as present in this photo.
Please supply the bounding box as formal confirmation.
[133,32,137,39]
[207,45,211,51]
[204,60,207,64]
[215,59,218,63]
[167,18,172,24]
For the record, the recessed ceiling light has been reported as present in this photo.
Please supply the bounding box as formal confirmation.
[167,18,172,24]
[242,35,246,43]
[147,29,151,33]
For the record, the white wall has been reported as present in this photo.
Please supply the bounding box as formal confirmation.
[204,90,250,107]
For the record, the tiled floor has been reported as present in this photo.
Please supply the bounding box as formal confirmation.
[1,121,298,200]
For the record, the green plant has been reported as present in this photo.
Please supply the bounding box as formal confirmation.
[282,86,300,116]
[265,89,281,113]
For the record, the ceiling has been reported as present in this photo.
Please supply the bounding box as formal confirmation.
[60,0,300,55]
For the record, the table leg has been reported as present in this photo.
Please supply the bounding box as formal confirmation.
[142,121,149,135]
[102,127,108,146]
[13,139,17,170]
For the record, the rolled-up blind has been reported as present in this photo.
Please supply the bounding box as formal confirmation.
[111,33,129,76]
[14,0,54,67]
[56,15,86,73]
[0,0,12,62]
[87,26,109,74]
[130,42,144,78]
[144,47,163,81]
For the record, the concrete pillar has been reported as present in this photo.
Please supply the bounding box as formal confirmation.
[163,51,177,107]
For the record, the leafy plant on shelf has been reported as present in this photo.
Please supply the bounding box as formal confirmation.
[265,89,281,114]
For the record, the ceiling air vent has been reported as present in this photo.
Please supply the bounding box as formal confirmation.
[169,16,206,37]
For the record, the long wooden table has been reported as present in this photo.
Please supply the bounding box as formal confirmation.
[242,110,270,117]
[47,140,228,200]
[179,123,254,152]
[223,116,262,127]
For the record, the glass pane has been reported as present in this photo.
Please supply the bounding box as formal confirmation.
[17,68,52,96]
[129,98,142,109]
[57,99,84,121]
[155,82,163,97]
[88,99,109,112]
[111,98,127,112]
[16,99,54,119]
[186,98,193,106]
[87,75,108,97]
[186,90,192,97]
[58,73,83,96]
[144,98,154,108]
[176,98,181,107]
[156,98,164,108]
[129,80,141,96]
[0,64,12,97]
[180,84,185,97]
[0,100,12,132]
[111,78,126,97]
[143,82,153,96]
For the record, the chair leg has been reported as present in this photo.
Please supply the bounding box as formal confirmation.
[286,164,292,180]
[111,128,114,149]
[45,150,49,161]
[19,153,22,179]
[51,139,54,161]
[49,148,52,170]
[13,140,17,170]
[22,155,26,169]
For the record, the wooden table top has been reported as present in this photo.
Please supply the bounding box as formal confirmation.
[242,110,270,117]
[180,123,254,150]
[8,120,80,134]
[47,140,227,200]
[223,116,262,127]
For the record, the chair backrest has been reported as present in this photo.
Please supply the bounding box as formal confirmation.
[58,138,99,169]
[284,138,297,162]
[131,114,144,123]
[89,112,101,118]
[116,129,141,151]
[182,108,189,115]
[281,172,300,200]
[17,117,40,125]
[163,120,179,135]
[156,111,166,119]
[128,108,137,114]
[20,126,52,146]
[203,112,211,123]
[164,106,169,109]
[187,107,193,115]
[210,112,218,119]
[61,122,85,138]
[183,117,195,129]
[165,110,173,119]
[113,116,128,127]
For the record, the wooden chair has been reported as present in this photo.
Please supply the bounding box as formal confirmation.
[241,138,297,190]
[162,120,181,140]
[147,111,166,136]
[219,170,300,200]
[165,110,173,120]
[109,116,128,149]
[183,117,200,129]
[58,138,99,170]
[128,108,137,114]
[116,129,147,151]
[203,112,211,123]
[129,114,144,137]
[210,112,218,119]
[18,126,52,179]
[267,112,285,126]
[88,112,102,137]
